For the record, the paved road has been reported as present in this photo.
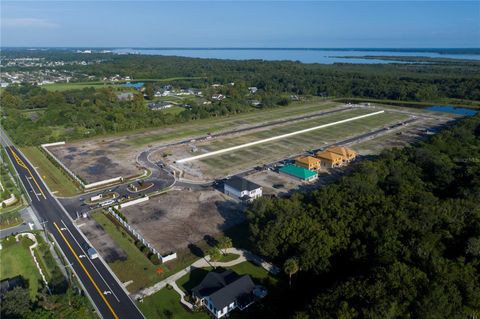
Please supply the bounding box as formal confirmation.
[1,132,144,319]
[60,147,176,218]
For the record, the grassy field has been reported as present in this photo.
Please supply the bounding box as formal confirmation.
[0,236,41,299]
[200,108,381,152]
[20,147,80,197]
[196,109,409,177]
[42,82,111,91]
[43,77,204,92]
[138,287,209,319]
[160,106,185,116]
[127,100,338,146]
[91,212,163,293]
[335,97,480,109]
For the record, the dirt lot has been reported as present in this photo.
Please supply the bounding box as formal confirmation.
[44,101,337,183]
[77,217,128,263]
[353,116,450,155]
[160,108,456,182]
[120,189,244,255]
[246,170,304,196]
[48,141,144,184]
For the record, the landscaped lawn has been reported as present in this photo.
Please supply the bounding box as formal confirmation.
[176,261,277,295]
[228,261,274,283]
[0,236,41,299]
[217,252,240,263]
[20,146,81,197]
[138,287,209,319]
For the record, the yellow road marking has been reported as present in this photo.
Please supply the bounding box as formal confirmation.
[54,222,120,319]
[9,147,46,199]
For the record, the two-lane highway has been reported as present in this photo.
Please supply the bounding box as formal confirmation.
[3,143,144,319]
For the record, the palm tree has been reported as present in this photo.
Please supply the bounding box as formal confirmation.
[217,237,233,255]
[283,258,299,287]
[208,247,221,267]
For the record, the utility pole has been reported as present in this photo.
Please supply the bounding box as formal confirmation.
[40,219,48,239]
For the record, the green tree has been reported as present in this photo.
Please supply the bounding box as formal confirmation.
[144,83,154,100]
[217,237,233,255]
[208,247,221,263]
[1,286,31,318]
[284,258,299,287]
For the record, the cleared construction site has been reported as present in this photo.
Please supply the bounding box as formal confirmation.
[158,104,455,181]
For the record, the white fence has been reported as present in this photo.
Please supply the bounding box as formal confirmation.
[41,142,85,187]
[107,208,176,263]
[84,176,123,189]
[114,196,149,209]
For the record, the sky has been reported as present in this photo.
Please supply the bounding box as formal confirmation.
[1,1,479,48]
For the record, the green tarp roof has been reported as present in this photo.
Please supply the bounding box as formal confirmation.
[279,165,317,180]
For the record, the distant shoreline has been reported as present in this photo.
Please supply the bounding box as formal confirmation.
[2,47,480,55]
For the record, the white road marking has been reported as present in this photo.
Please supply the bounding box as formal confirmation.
[176,110,385,163]
[25,175,40,201]
[60,220,120,302]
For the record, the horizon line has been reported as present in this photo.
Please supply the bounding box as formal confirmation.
[1,47,480,50]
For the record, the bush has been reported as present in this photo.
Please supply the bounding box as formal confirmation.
[149,254,161,265]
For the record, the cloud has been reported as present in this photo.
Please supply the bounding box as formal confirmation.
[2,18,59,28]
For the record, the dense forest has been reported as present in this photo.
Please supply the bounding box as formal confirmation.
[244,114,480,318]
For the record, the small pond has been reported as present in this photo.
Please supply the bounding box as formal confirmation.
[426,105,478,116]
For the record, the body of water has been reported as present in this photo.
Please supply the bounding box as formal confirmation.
[123,82,144,89]
[426,105,478,116]
[112,48,480,64]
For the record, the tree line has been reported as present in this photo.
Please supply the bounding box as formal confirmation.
[1,50,479,146]
[245,115,480,318]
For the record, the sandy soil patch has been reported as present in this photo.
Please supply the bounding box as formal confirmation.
[48,140,144,184]
[246,170,303,196]
[120,189,243,255]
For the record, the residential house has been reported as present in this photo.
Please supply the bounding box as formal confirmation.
[315,150,345,168]
[116,92,134,101]
[212,94,226,101]
[148,102,173,110]
[295,156,321,171]
[248,87,258,94]
[326,146,357,162]
[192,270,265,319]
[279,165,318,182]
[224,176,262,202]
